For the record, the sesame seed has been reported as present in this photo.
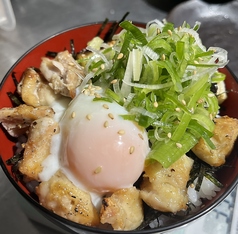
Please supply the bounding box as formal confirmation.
[157,28,161,34]
[161,54,165,61]
[86,114,92,120]
[103,104,109,109]
[167,132,172,138]
[176,143,182,148]
[101,64,105,70]
[129,146,135,154]
[175,107,181,112]
[94,93,101,98]
[71,111,76,118]
[84,89,89,96]
[181,100,186,106]
[197,98,204,104]
[108,113,114,120]
[138,133,144,140]
[110,79,118,84]
[94,166,102,174]
[194,60,199,64]
[209,113,213,120]
[104,121,109,128]
[95,86,102,90]
[168,29,173,36]
[117,53,124,59]
[69,62,75,66]
[118,129,125,135]
[153,101,158,108]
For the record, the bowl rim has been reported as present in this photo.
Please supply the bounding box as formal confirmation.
[0,21,238,234]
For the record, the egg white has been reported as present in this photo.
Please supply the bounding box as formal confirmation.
[39,85,150,208]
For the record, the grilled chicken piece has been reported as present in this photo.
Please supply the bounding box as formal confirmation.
[100,187,143,230]
[36,170,99,227]
[192,116,238,167]
[0,104,54,137]
[40,50,85,98]
[18,117,59,181]
[17,67,60,107]
[140,155,194,213]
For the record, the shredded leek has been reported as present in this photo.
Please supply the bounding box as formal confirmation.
[80,19,228,168]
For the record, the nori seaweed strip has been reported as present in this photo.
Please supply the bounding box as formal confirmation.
[7,92,23,106]
[210,83,218,94]
[205,172,223,188]
[11,163,23,181]
[32,67,40,72]
[186,151,223,191]
[103,12,130,42]
[7,72,24,106]
[96,18,109,37]
[195,165,205,191]
[70,39,77,59]
[11,72,19,87]
[6,152,24,182]
[6,152,23,165]
[45,51,58,58]
[136,204,162,230]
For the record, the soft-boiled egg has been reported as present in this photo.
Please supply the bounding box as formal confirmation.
[39,84,150,195]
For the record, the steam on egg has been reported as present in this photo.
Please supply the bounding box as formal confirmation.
[39,84,150,202]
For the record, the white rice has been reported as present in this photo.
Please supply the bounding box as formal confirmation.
[187,176,221,207]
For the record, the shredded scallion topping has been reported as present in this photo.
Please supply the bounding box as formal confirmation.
[78,19,228,168]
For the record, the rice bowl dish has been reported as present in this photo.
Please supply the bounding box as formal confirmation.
[0,19,238,233]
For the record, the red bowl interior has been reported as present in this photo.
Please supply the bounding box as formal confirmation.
[0,22,238,234]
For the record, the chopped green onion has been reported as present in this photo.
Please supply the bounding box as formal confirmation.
[93,97,113,103]
[105,88,123,105]
[147,131,198,168]
[119,20,147,46]
[83,19,228,168]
